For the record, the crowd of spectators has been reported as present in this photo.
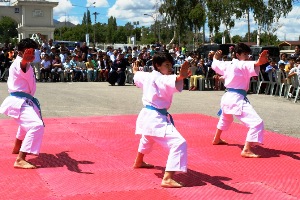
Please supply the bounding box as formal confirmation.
[0,40,299,99]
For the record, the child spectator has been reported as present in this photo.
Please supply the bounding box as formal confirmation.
[211,43,269,158]
[63,56,73,82]
[132,52,189,188]
[265,58,278,82]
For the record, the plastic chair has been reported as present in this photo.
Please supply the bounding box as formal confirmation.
[275,70,287,97]
[294,76,300,103]
[249,76,258,93]
[268,71,278,95]
[257,71,270,94]
[286,74,299,99]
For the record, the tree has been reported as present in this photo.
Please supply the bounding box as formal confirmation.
[0,16,18,43]
[82,13,87,25]
[107,16,117,43]
[159,0,205,46]
[232,35,243,43]
[87,10,92,25]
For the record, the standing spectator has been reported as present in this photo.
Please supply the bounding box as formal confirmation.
[31,47,42,81]
[265,58,278,82]
[80,42,89,61]
[278,53,288,67]
[291,45,300,59]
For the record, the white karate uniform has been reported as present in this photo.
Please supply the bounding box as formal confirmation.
[0,56,44,155]
[134,70,187,172]
[212,59,264,143]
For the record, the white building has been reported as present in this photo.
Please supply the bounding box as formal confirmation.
[0,0,58,41]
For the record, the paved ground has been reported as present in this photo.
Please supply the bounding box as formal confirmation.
[0,81,299,138]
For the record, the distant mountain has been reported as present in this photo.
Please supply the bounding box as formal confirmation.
[53,19,77,28]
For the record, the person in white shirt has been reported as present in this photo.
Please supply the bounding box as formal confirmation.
[40,53,51,81]
[31,47,41,81]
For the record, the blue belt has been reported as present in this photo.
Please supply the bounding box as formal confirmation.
[10,92,44,126]
[145,105,175,126]
[217,88,249,116]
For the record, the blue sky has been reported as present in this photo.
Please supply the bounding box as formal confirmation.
[1,0,300,41]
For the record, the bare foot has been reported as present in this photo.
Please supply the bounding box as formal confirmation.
[212,139,228,145]
[161,179,184,188]
[14,160,37,169]
[241,151,260,158]
[133,161,154,169]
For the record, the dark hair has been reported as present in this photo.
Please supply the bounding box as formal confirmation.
[287,56,296,61]
[152,52,174,70]
[269,58,277,63]
[233,43,251,56]
[17,38,38,52]
[280,53,287,59]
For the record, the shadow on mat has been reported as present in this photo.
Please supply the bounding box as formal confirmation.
[154,166,251,194]
[227,144,300,160]
[28,151,94,174]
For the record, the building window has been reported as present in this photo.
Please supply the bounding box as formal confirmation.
[32,9,44,17]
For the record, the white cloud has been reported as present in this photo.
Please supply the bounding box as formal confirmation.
[52,0,73,16]
[277,5,300,41]
[53,0,108,24]
[107,0,158,24]
[86,0,108,8]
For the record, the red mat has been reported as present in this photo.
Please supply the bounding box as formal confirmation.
[0,114,299,200]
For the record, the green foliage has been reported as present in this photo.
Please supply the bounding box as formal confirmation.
[1,0,295,47]
[232,35,243,43]
[0,16,18,43]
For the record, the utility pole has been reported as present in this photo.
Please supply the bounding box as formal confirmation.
[92,12,99,45]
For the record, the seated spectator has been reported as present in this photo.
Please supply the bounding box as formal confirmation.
[76,56,86,81]
[189,59,206,91]
[51,54,64,82]
[70,54,81,81]
[285,56,296,84]
[97,55,106,81]
[85,55,97,81]
[63,56,73,82]
[108,53,128,86]
[40,54,51,82]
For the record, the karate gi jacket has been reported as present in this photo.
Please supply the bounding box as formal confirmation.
[0,56,36,118]
[134,70,183,137]
[212,58,259,115]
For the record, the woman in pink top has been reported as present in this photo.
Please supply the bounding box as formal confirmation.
[132,52,190,188]
[211,43,269,158]
[0,38,44,169]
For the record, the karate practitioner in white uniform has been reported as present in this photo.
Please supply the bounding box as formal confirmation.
[0,38,44,169]
[211,43,269,158]
[132,52,190,188]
